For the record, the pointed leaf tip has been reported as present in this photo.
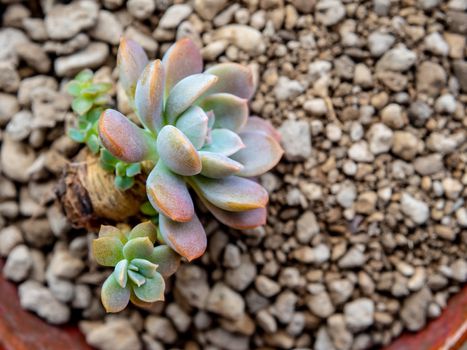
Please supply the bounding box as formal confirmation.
[190,175,269,212]
[198,93,248,132]
[146,161,195,222]
[165,73,218,124]
[157,125,201,176]
[159,214,207,262]
[98,109,155,163]
[135,60,165,133]
[204,63,255,100]
[162,38,203,97]
[118,37,149,99]
[199,151,243,178]
[232,131,283,177]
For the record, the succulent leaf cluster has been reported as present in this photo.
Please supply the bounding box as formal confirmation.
[92,222,180,312]
[67,70,142,190]
[98,38,284,262]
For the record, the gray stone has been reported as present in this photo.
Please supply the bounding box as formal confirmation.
[453,60,467,92]
[194,0,228,20]
[0,226,23,257]
[450,259,467,282]
[87,319,142,350]
[206,283,245,320]
[414,154,444,175]
[344,298,375,332]
[315,0,345,26]
[45,1,99,40]
[145,316,177,343]
[0,61,20,93]
[367,123,393,155]
[307,291,335,318]
[400,287,432,331]
[90,10,123,45]
[0,93,19,126]
[6,110,33,141]
[213,25,265,56]
[400,193,429,225]
[255,275,281,297]
[376,46,417,72]
[225,256,257,291]
[1,136,35,182]
[296,211,320,243]
[274,76,304,100]
[48,250,85,279]
[417,61,446,97]
[55,43,109,77]
[348,141,374,162]
[338,246,366,268]
[278,120,312,161]
[19,280,70,324]
[425,32,449,56]
[0,28,29,65]
[159,4,192,28]
[3,244,31,282]
[368,31,395,57]
[435,94,457,115]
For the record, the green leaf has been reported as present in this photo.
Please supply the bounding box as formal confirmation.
[67,81,82,96]
[149,245,180,277]
[101,274,130,313]
[72,97,93,115]
[128,221,157,243]
[128,270,146,287]
[86,134,100,154]
[68,128,86,143]
[92,236,124,267]
[115,162,127,177]
[86,108,102,124]
[130,258,158,278]
[113,259,128,288]
[115,176,134,191]
[133,272,165,303]
[122,237,153,261]
[140,201,157,216]
[100,149,118,166]
[75,69,93,83]
[126,163,141,177]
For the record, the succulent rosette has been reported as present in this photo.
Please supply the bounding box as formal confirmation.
[92,222,180,312]
[98,38,283,262]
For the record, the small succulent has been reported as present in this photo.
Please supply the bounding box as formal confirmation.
[67,69,142,191]
[98,37,283,262]
[67,69,112,154]
[92,222,180,312]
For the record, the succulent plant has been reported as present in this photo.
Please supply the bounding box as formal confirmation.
[67,69,112,154]
[98,37,283,262]
[92,221,180,312]
[67,69,142,191]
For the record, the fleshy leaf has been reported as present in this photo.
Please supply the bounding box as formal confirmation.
[133,272,165,302]
[134,60,165,132]
[128,221,157,243]
[241,116,281,142]
[113,259,128,288]
[99,225,126,242]
[175,106,209,149]
[198,93,248,132]
[199,195,267,229]
[130,258,158,278]
[146,161,194,222]
[162,38,203,98]
[157,125,201,176]
[92,237,124,267]
[199,151,243,178]
[231,131,283,177]
[201,129,245,156]
[128,270,146,287]
[204,63,255,99]
[189,175,268,212]
[122,237,153,261]
[101,274,131,313]
[98,109,155,163]
[159,214,207,262]
[149,245,181,277]
[165,74,218,124]
[118,37,149,99]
